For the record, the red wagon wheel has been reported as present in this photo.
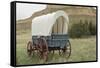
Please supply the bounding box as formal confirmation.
[27,41,33,56]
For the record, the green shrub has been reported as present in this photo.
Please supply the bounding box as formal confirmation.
[89,21,96,35]
[69,20,92,38]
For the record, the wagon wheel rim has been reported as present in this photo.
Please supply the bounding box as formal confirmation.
[63,40,71,59]
[27,41,33,56]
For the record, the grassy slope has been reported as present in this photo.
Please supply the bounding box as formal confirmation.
[69,37,96,62]
[16,30,96,65]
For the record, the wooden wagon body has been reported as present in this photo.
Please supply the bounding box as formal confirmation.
[32,34,69,48]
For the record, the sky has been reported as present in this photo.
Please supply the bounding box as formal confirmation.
[16,3,47,20]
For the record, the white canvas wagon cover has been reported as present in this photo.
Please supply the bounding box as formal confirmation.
[32,10,69,36]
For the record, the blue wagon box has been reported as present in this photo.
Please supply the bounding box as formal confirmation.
[10,1,98,67]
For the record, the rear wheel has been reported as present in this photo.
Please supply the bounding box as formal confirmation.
[62,40,71,59]
[27,41,33,56]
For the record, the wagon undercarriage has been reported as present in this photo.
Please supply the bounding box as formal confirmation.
[27,34,71,61]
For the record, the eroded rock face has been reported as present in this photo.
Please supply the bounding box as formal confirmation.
[16,5,96,32]
[17,5,96,22]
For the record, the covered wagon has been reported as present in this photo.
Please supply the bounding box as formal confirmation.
[27,10,71,60]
